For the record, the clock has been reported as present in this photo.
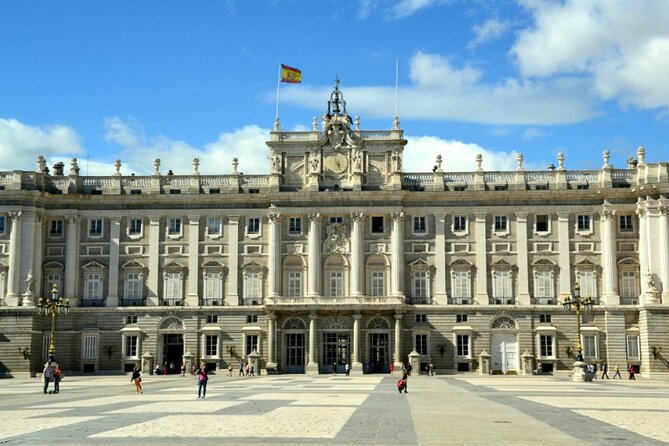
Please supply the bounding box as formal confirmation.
[324,153,348,174]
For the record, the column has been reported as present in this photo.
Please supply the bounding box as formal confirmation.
[227,216,240,306]
[20,211,37,306]
[393,313,403,370]
[434,214,447,305]
[186,215,200,306]
[601,208,620,305]
[5,211,22,305]
[266,313,277,371]
[106,217,121,307]
[307,213,321,297]
[147,216,161,306]
[515,212,530,305]
[637,202,648,292]
[32,213,44,302]
[474,212,488,304]
[390,212,405,299]
[351,313,362,374]
[268,212,282,298]
[306,313,319,374]
[661,205,669,303]
[64,215,79,305]
[350,213,364,297]
[557,212,571,297]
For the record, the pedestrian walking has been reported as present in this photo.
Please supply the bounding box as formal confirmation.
[239,363,244,376]
[53,364,62,394]
[345,363,350,376]
[228,364,233,376]
[613,364,622,379]
[197,364,208,398]
[406,363,413,376]
[131,365,143,394]
[250,364,255,376]
[429,362,434,376]
[163,362,168,376]
[601,362,610,379]
[42,362,52,394]
[332,362,337,375]
[180,362,186,377]
[399,365,408,393]
[628,365,636,380]
[169,361,175,375]
[390,362,395,374]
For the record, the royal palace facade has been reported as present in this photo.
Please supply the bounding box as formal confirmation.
[1,86,668,378]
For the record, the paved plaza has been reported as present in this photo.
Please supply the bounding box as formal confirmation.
[0,372,668,445]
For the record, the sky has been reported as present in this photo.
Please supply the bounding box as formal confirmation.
[0,0,668,176]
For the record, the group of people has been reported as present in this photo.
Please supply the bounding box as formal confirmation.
[587,363,636,380]
[238,362,255,376]
[42,361,62,394]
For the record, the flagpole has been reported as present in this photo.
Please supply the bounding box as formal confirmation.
[394,59,399,118]
[275,62,282,123]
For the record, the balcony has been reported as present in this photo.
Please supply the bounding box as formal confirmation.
[533,297,557,305]
[162,298,184,306]
[264,295,404,306]
[242,298,262,306]
[80,298,105,307]
[406,296,430,305]
[449,297,471,305]
[620,297,639,305]
[489,297,515,305]
[202,298,222,306]
[120,298,145,307]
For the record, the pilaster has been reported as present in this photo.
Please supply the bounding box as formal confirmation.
[186,215,200,307]
[351,313,362,374]
[227,216,240,306]
[390,212,405,299]
[266,313,277,372]
[306,313,319,375]
[394,313,403,370]
[557,212,571,297]
[515,212,530,305]
[307,213,321,297]
[64,214,80,306]
[350,213,364,297]
[474,212,488,304]
[267,212,282,298]
[106,217,121,307]
[434,214,447,304]
[147,216,161,306]
[5,211,22,305]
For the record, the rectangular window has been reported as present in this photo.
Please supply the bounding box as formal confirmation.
[204,271,222,301]
[494,215,508,232]
[125,272,142,300]
[89,219,103,237]
[536,215,549,232]
[330,271,344,297]
[0,216,5,234]
[206,335,218,357]
[206,218,222,235]
[206,315,218,324]
[244,271,261,300]
[288,217,302,235]
[245,334,258,355]
[412,271,427,299]
[577,215,591,232]
[287,271,302,297]
[493,271,512,299]
[621,271,637,298]
[453,271,470,298]
[371,216,384,233]
[535,271,553,298]
[129,218,142,235]
[50,219,63,236]
[371,271,385,297]
[164,272,182,302]
[246,314,258,323]
[576,184,589,190]
[415,314,427,323]
[456,314,468,323]
[626,335,640,359]
[583,335,597,359]
[539,335,553,357]
[619,215,633,232]
[84,273,102,300]
[168,218,182,235]
[125,336,138,357]
[126,315,138,324]
[247,217,260,235]
[413,216,427,234]
[329,217,343,224]
[578,271,597,298]
[539,314,551,324]
[44,273,62,298]
[415,334,428,356]
[83,335,97,360]
[494,185,508,191]
[453,216,467,232]
[456,335,469,356]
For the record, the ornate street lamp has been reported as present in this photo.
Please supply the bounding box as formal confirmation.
[563,283,593,362]
[36,283,70,362]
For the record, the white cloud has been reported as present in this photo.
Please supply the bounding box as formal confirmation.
[0,118,84,171]
[279,52,600,125]
[390,0,439,19]
[403,135,520,172]
[468,18,510,49]
[512,0,669,111]
[522,127,546,140]
[103,117,271,175]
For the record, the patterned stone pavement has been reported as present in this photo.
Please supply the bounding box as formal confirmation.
[0,373,667,445]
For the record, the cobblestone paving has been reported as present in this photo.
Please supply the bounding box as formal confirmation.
[0,373,667,445]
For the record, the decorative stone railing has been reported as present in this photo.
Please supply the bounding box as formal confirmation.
[269,129,399,142]
[265,296,404,306]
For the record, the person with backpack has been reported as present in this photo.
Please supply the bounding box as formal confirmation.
[397,364,408,394]
[53,364,62,394]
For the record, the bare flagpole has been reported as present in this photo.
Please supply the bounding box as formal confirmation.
[275,62,282,129]
[393,59,399,129]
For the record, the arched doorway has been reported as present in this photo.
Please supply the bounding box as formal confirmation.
[320,316,352,374]
[491,316,519,375]
[367,317,391,373]
[158,317,184,375]
[283,317,307,374]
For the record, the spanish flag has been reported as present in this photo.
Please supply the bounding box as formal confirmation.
[281,64,302,83]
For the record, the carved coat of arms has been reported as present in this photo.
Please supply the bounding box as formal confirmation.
[323,223,349,254]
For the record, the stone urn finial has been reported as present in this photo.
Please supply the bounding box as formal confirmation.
[637,146,645,164]
[603,150,610,168]
[475,154,483,170]
[557,152,565,171]
[516,153,524,170]
[193,157,200,175]
[36,155,47,173]
[435,154,442,170]
[70,158,79,176]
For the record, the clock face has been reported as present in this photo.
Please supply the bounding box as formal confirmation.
[325,153,348,174]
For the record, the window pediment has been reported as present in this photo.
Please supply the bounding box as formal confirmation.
[121,260,145,270]
[82,260,106,270]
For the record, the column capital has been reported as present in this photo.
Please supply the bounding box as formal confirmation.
[515,211,529,221]
[268,212,281,223]
[8,211,22,221]
[309,312,318,320]
[187,214,201,224]
[394,312,404,320]
[557,211,571,220]
[390,211,405,222]
[307,213,321,222]
[601,208,615,220]
[350,212,364,222]
[148,215,162,225]
[227,215,240,224]
[65,214,80,224]
[474,212,487,221]
[353,313,362,320]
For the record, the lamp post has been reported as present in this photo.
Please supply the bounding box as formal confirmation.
[36,283,70,362]
[563,283,593,381]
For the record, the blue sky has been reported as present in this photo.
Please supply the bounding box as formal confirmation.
[1,0,667,176]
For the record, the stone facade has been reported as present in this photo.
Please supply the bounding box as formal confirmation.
[1,85,668,378]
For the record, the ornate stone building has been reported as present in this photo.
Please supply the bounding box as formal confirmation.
[1,84,668,378]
